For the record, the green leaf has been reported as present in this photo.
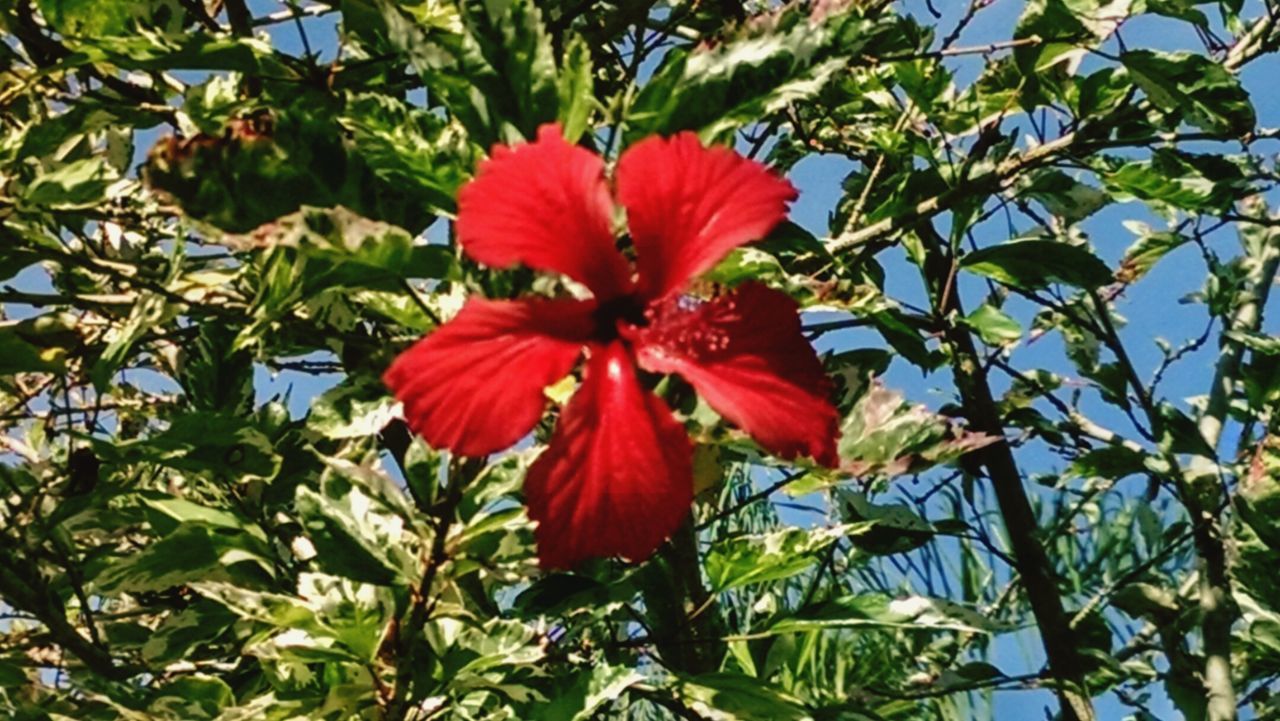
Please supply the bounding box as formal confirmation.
[308,376,399,440]
[1155,402,1215,458]
[770,593,998,635]
[1227,330,1280,356]
[0,246,43,283]
[141,600,237,664]
[706,247,788,286]
[1116,222,1187,283]
[368,0,559,146]
[63,33,291,75]
[146,96,439,233]
[0,660,28,688]
[1238,436,1280,551]
[1122,49,1255,135]
[556,35,595,142]
[870,309,938,370]
[0,324,67,374]
[1101,149,1248,213]
[142,495,267,542]
[112,412,280,479]
[1236,590,1280,678]
[237,206,453,287]
[626,5,863,142]
[22,156,119,210]
[961,239,1113,290]
[1017,169,1109,223]
[1014,0,1131,74]
[339,92,473,217]
[148,675,234,720]
[672,673,811,721]
[194,574,393,667]
[513,574,624,619]
[939,57,1024,136]
[1071,445,1149,480]
[176,323,254,414]
[835,384,997,478]
[533,664,643,721]
[36,0,178,37]
[1144,0,1210,25]
[706,525,852,592]
[92,523,273,595]
[294,463,419,586]
[434,617,544,677]
[192,582,324,634]
[838,491,935,556]
[295,572,396,662]
[90,291,169,391]
[964,303,1023,346]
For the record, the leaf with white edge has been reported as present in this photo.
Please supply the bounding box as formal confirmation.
[1116,222,1187,283]
[1101,149,1248,214]
[192,582,324,633]
[432,617,545,678]
[148,675,234,720]
[706,524,855,592]
[837,383,998,479]
[1228,331,1280,356]
[92,524,274,595]
[770,593,999,635]
[532,664,644,721]
[1122,49,1255,135]
[23,156,121,210]
[142,600,237,664]
[142,496,267,541]
[308,376,400,439]
[208,693,319,721]
[295,483,416,587]
[296,573,395,662]
[1014,0,1131,74]
[672,673,812,721]
[626,4,867,142]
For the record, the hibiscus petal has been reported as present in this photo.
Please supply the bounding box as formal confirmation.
[383,297,593,457]
[616,132,797,301]
[525,342,693,569]
[632,283,839,466]
[457,124,633,299]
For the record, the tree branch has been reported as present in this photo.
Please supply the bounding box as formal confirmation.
[0,552,140,681]
[1189,200,1280,721]
[919,224,1097,721]
[383,456,480,720]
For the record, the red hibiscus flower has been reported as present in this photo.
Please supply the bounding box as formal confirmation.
[384,124,839,569]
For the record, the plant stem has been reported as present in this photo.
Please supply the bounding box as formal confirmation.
[642,518,725,675]
[920,226,1097,721]
[1191,203,1280,721]
[383,456,480,720]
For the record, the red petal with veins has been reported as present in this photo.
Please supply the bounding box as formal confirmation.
[632,282,839,466]
[525,342,693,569]
[616,132,797,301]
[383,297,594,457]
[457,124,633,299]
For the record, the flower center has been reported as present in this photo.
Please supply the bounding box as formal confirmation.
[592,294,649,341]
